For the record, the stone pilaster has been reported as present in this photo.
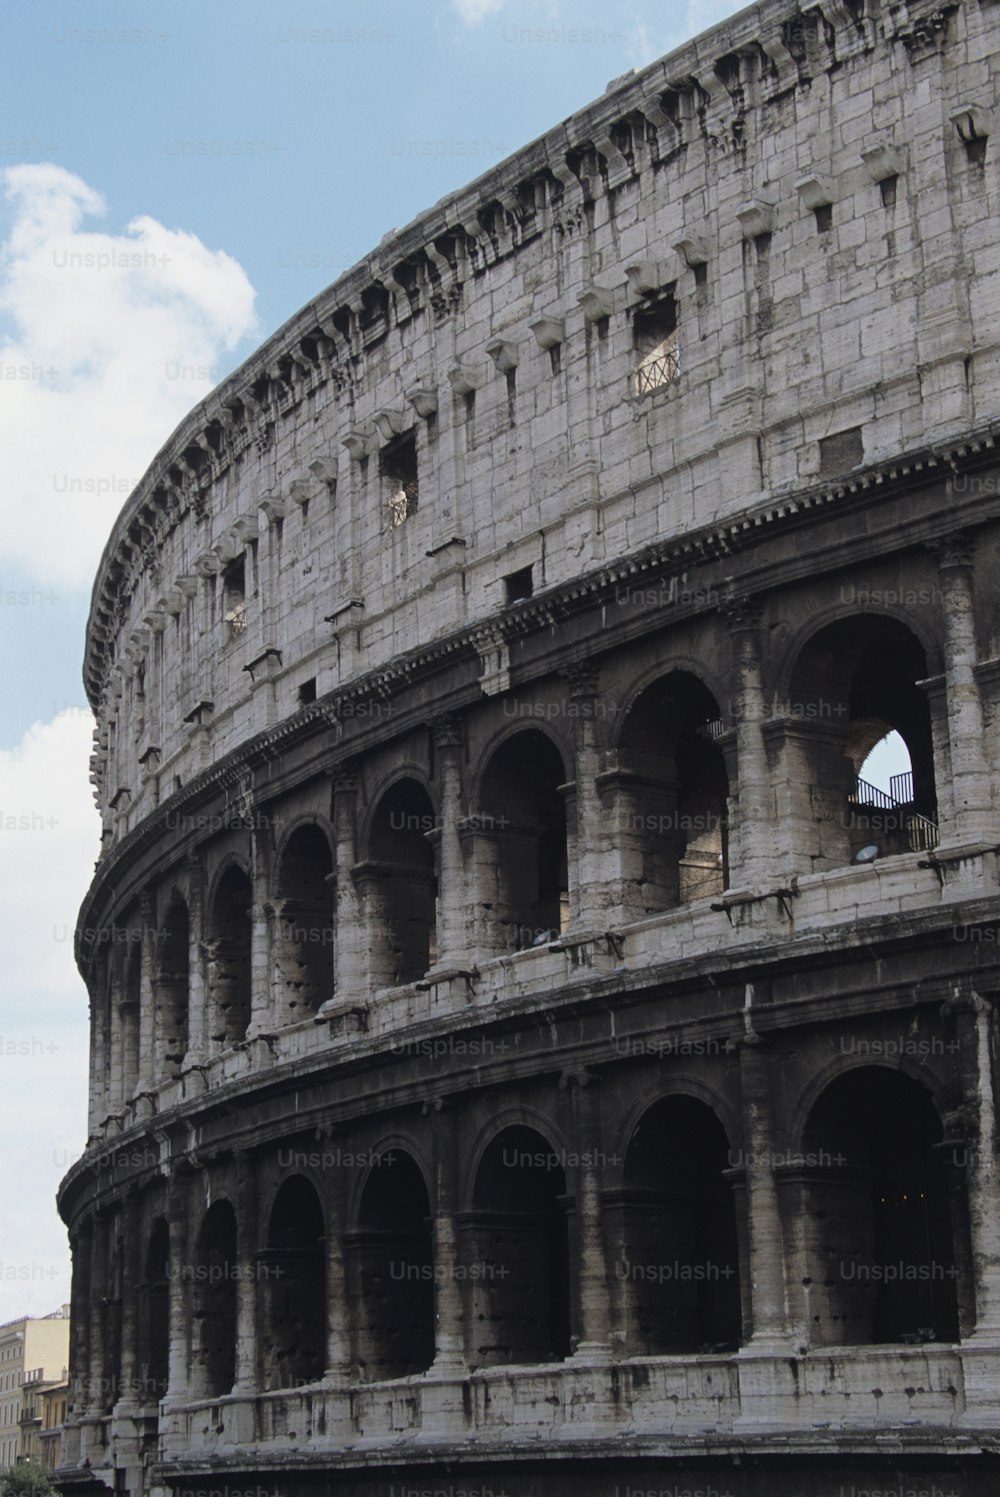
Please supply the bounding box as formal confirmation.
[949,991,1000,1337]
[323,1144,352,1381]
[185,853,207,1064]
[164,1169,191,1407]
[562,663,605,931]
[87,1213,110,1414]
[936,534,998,845]
[560,1070,612,1357]
[137,893,157,1093]
[428,719,469,970]
[117,1192,142,1407]
[233,1152,259,1391]
[723,598,776,890]
[248,815,274,1035]
[736,1028,795,1351]
[425,1098,467,1372]
[322,767,364,1010]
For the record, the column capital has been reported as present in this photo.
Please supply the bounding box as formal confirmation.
[562,659,600,700]
[559,1067,601,1091]
[719,592,765,633]
[928,529,978,571]
[430,715,463,751]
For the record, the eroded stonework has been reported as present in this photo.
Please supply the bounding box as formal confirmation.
[59,0,1000,1492]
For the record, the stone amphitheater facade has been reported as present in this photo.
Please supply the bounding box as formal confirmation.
[57,0,1000,1492]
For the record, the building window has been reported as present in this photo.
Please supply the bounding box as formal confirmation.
[298,678,317,705]
[634,292,680,394]
[223,557,247,635]
[504,566,533,604]
[380,430,418,528]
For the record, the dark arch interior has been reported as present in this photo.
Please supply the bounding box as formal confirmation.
[801,1067,959,1345]
[156,897,189,1074]
[479,732,569,949]
[468,1125,571,1367]
[140,1218,170,1404]
[366,779,437,984]
[276,825,335,1018]
[206,865,253,1046]
[622,1095,741,1353]
[261,1176,326,1389]
[350,1152,434,1379]
[193,1200,238,1398]
[617,671,729,909]
[789,615,937,856]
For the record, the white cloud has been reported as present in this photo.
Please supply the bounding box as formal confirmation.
[450,0,505,22]
[0,709,101,1320]
[0,164,258,589]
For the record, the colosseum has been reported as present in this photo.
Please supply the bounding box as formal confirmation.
[56,0,1000,1492]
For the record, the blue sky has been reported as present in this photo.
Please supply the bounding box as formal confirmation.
[0,0,749,1326]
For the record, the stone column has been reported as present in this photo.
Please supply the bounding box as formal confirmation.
[164,1169,191,1406]
[723,598,776,890]
[425,1099,466,1371]
[429,719,470,970]
[117,1192,142,1406]
[137,894,157,1093]
[736,1029,794,1351]
[107,954,124,1117]
[936,535,998,844]
[563,664,606,931]
[323,1143,352,1380]
[949,990,1000,1337]
[87,1213,110,1414]
[69,1220,93,1422]
[321,768,364,1010]
[561,1071,612,1357]
[248,816,274,1036]
[233,1152,259,1391]
[185,853,207,1064]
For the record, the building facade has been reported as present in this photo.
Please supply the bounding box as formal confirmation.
[0,1312,71,1471]
[58,0,1000,1493]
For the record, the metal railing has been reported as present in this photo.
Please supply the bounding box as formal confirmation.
[849,776,939,852]
[635,341,680,394]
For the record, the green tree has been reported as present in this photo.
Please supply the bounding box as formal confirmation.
[0,1462,55,1497]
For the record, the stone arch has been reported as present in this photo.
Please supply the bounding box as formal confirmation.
[792,1066,960,1347]
[358,775,438,987]
[782,612,939,865]
[615,1093,742,1354]
[347,1149,434,1380]
[471,729,569,954]
[260,1175,326,1390]
[204,859,253,1047]
[609,668,729,913]
[155,891,189,1077]
[191,1198,238,1398]
[465,1123,572,1368]
[138,1216,169,1404]
[273,821,335,1022]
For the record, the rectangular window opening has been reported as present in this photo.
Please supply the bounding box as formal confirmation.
[504,565,533,604]
[298,678,317,705]
[634,292,679,395]
[549,343,562,376]
[814,202,833,233]
[693,260,708,287]
[880,175,898,209]
[505,367,517,426]
[380,429,419,528]
[223,556,247,635]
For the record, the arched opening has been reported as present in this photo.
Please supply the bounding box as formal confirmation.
[362,780,437,987]
[260,1177,326,1390]
[155,895,189,1077]
[465,1125,571,1368]
[120,940,141,1100]
[787,616,938,867]
[798,1068,959,1346]
[617,1096,741,1354]
[274,826,335,1021]
[348,1152,434,1380]
[612,672,729,917]
[205,865,252,1048]
[476,732,569,952]
[192,1201,237,1398]
[139,1219,169,1405]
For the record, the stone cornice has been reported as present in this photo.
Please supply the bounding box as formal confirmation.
[81,0,929,709]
